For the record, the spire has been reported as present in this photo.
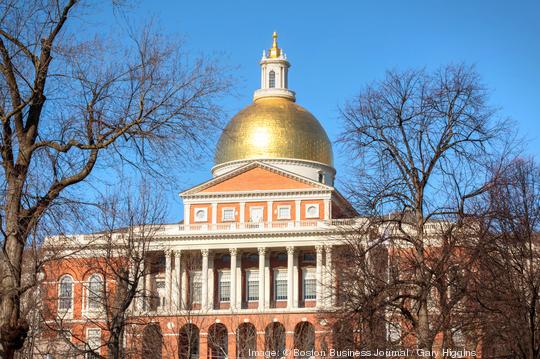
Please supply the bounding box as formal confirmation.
[269,31,281,58]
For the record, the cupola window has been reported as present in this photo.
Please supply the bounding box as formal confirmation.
[269,70,276,88]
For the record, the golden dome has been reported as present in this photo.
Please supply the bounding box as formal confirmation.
[215,97,334,167]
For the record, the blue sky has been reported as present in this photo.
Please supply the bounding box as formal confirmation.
[96,0,540,222]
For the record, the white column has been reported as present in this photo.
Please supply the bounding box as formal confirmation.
[145,270,152,311]
[136,269,144,312]
[287,246,295,309]
[173,250,181,310]
[258,247,266,310]
[212,203,218,225]
[236,253,243,309]
[181,261,188,310]
[324,199,331,220]
[165,250,172,312]
[325,245,334,307]
[293,250,299,308]
[230,248,237,310]
[316,245,323,308]
[295,200,301,222]
[184,204,191,225]
[201,249,209,310]
[265,252,271,308]
[267,201,273,224]
[208,252,215,310]
[240,202,246,223]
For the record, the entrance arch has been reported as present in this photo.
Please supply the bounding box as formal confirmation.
[142,323,163,359]
[294,322,315,358]
[178,323,200,359]
[237,322,257,358]
[264,322,286,358]
[208,323,228,359]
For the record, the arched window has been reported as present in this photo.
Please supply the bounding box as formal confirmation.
[269,70,276,88]
[86,274,104,311]
[58,275,73,311]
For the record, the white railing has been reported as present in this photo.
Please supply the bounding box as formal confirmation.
[153,218,361,235]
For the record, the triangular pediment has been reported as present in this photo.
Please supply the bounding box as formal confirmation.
[181,162,331,196]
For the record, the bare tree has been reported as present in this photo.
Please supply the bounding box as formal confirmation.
[37,183,168,358]
[0,0,229,357]
[471,158,540,359]
[337,65,507,351]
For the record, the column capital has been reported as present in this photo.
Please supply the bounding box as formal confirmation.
[324,245,333,252]
[174,249,182,256]
[258,247,266,256]
[286,246,295,255]
[230,248,238,256]
[201,248,209,257]
[315,245,324,253]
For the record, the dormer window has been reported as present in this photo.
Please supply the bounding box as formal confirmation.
[269,70,276,88]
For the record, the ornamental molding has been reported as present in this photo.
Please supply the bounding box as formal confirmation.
[183,189,333,201]
[181,161,333,197]
[211,158,336,177]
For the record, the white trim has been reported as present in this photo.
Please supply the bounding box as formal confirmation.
[183,161,333,196]
[193,208,208,223]
[305,204,320,219]
[249,206,264,223]
[218,270,231,303]
[277,205,291,220]
[273,268,288,301]
[57,274,74,319]
[85,327,102,356]
[83,273,105,318]
[221,207,235,222]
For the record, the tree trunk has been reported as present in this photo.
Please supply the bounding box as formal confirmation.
[0,179,29,359]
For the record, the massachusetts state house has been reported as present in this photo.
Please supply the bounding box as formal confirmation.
[40,33,360,359]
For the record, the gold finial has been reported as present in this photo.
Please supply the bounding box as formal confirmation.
[269,31,281,58]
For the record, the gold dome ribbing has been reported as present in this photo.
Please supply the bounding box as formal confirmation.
[214,97,334,167]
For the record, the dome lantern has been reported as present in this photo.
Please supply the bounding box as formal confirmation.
[253,32,295,102]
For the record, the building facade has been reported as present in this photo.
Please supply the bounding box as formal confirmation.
[40,33,359,358]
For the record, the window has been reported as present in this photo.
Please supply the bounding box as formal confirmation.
[246,270,259,301]
[277,206,291,220]
[190,271,202,304]
[156,279,166,308]
[303,268,316,300]
[305,204,320,219]
[58,275,73,311]
[274,270,287,301]
[269,70,276,88]
[249,207,264,222]
[86,274,103,311]
[222,208,235,222]
[219,271,231,302]
[302,252,316,263]
[86,328,101,358]
[194,208,208,222]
